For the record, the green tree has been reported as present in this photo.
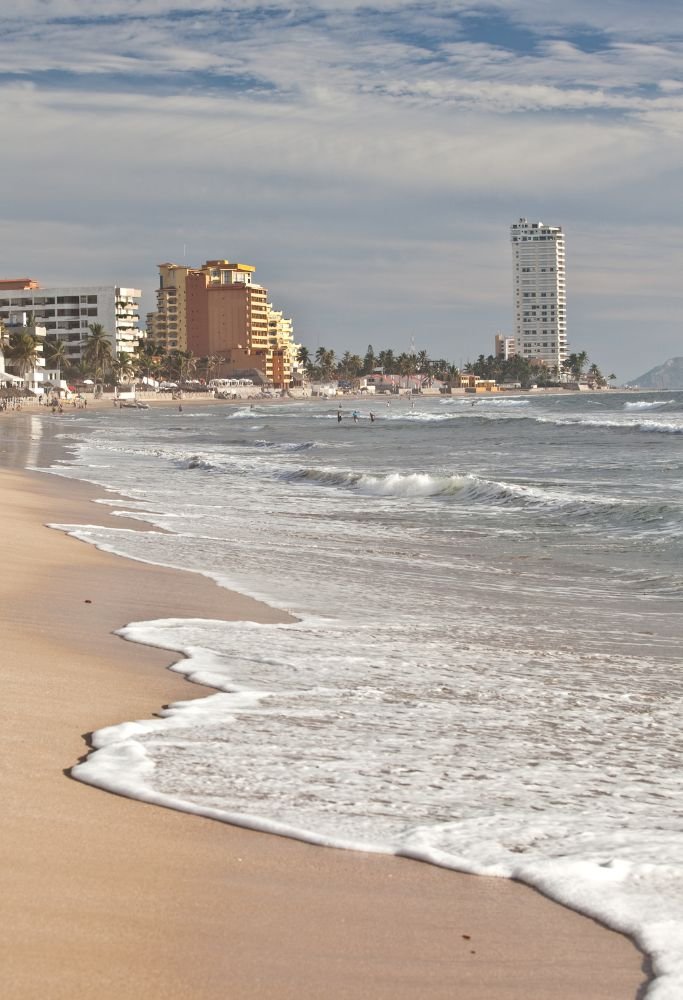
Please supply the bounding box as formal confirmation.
[362,344,376,374]
[111,351,135,383]
[587,362,606,387]
[563,351,589,380]
[44,337,68,371]
[397,352,417,376]
[377,349,395,374]
[315,347,336,380]
[83,323,114,384]
[337,352,363,379]
[6,331,40,379]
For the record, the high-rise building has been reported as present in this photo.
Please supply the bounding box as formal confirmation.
[267,304,300,387]
[510,219,567,369]
[0,278,141,364]
[150,263,191,351]
[183,260,295,387]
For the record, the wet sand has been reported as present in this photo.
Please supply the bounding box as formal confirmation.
[0,410,648,999]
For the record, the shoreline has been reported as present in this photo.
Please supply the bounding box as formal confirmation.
[0,412,649,999]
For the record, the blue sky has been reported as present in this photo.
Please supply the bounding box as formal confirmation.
[1,1,682,379]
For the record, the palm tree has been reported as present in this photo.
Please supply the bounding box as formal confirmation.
[297,346,312,370]
[377,349,395,374]
[111,351,135,384]
[180,350,197,383]
[6,331,40,380]
[83,324,114,386]
[315,347,336,380]
[206,354,226,383]
[135,340,164,382]
[587,362,606,387]
[44,337,68,372]
[564,351,589,380]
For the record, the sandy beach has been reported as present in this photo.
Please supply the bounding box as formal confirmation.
[0,408,648,999]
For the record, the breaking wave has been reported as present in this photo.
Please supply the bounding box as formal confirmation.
[624,400,674,410]
[284,468,682,533]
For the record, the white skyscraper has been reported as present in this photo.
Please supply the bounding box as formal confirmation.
[510,218,567,369]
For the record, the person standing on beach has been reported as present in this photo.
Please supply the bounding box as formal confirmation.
[352,410,359,423]
[369,411,375,422]
[337,410,342,423]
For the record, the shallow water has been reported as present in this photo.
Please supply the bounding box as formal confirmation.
[29,391,683,998]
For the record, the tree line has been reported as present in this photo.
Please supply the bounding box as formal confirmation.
[462,351,615,387]
[299,344,614,388]
[0,321,229,388]
[1,319,614,391]
[298,345,459,382]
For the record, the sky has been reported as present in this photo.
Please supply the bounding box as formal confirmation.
[1,1,682,380]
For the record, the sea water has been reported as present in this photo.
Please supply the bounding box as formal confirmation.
[37,391,683,997]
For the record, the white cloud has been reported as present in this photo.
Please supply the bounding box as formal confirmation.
[0,2,682,375]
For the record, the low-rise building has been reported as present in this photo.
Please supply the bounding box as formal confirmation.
[459,374,499,392]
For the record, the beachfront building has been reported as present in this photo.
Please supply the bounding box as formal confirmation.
[0,278,142,365]
[183,259,295,389]
[149,263,191,352]
[494,333,517,360]
[459,373,499,393]
[0,315,61,395]
[267,304,300,388]
[510,219,568,369]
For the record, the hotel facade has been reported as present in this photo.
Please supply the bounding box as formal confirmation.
[0,278,141,364]
[148,263,191,352]
[510,219,568,369]
[149,259,299,388]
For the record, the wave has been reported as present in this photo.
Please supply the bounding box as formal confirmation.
[465,397,530,407]
[181,454,219,472]
[533,414,683,435]
[624,400,674,410]
[226,408,259,419]
[285,467,683,535]
[254,439,316,452]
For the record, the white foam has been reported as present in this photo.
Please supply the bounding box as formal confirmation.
[71,617,682,997]
[624,400,673,410]
[48,397,683,998]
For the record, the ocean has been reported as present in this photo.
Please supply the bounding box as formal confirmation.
[33,390,683,997]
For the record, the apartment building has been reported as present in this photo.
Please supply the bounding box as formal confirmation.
[494,333,517,360]
[0,278,141,363]
[181,259,295,388]
[267,304,300,387]
[510,219,568,369]
[149,263,191,351]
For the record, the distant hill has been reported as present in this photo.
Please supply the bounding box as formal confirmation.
[628,357,683,389]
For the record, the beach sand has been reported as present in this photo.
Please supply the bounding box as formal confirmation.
[0,413,648,999]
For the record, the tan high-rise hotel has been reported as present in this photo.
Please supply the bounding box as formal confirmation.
[149,259,298,388]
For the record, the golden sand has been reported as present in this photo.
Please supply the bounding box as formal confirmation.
[0,427,647,999]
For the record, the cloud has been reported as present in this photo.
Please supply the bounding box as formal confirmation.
[0,1,682,377]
